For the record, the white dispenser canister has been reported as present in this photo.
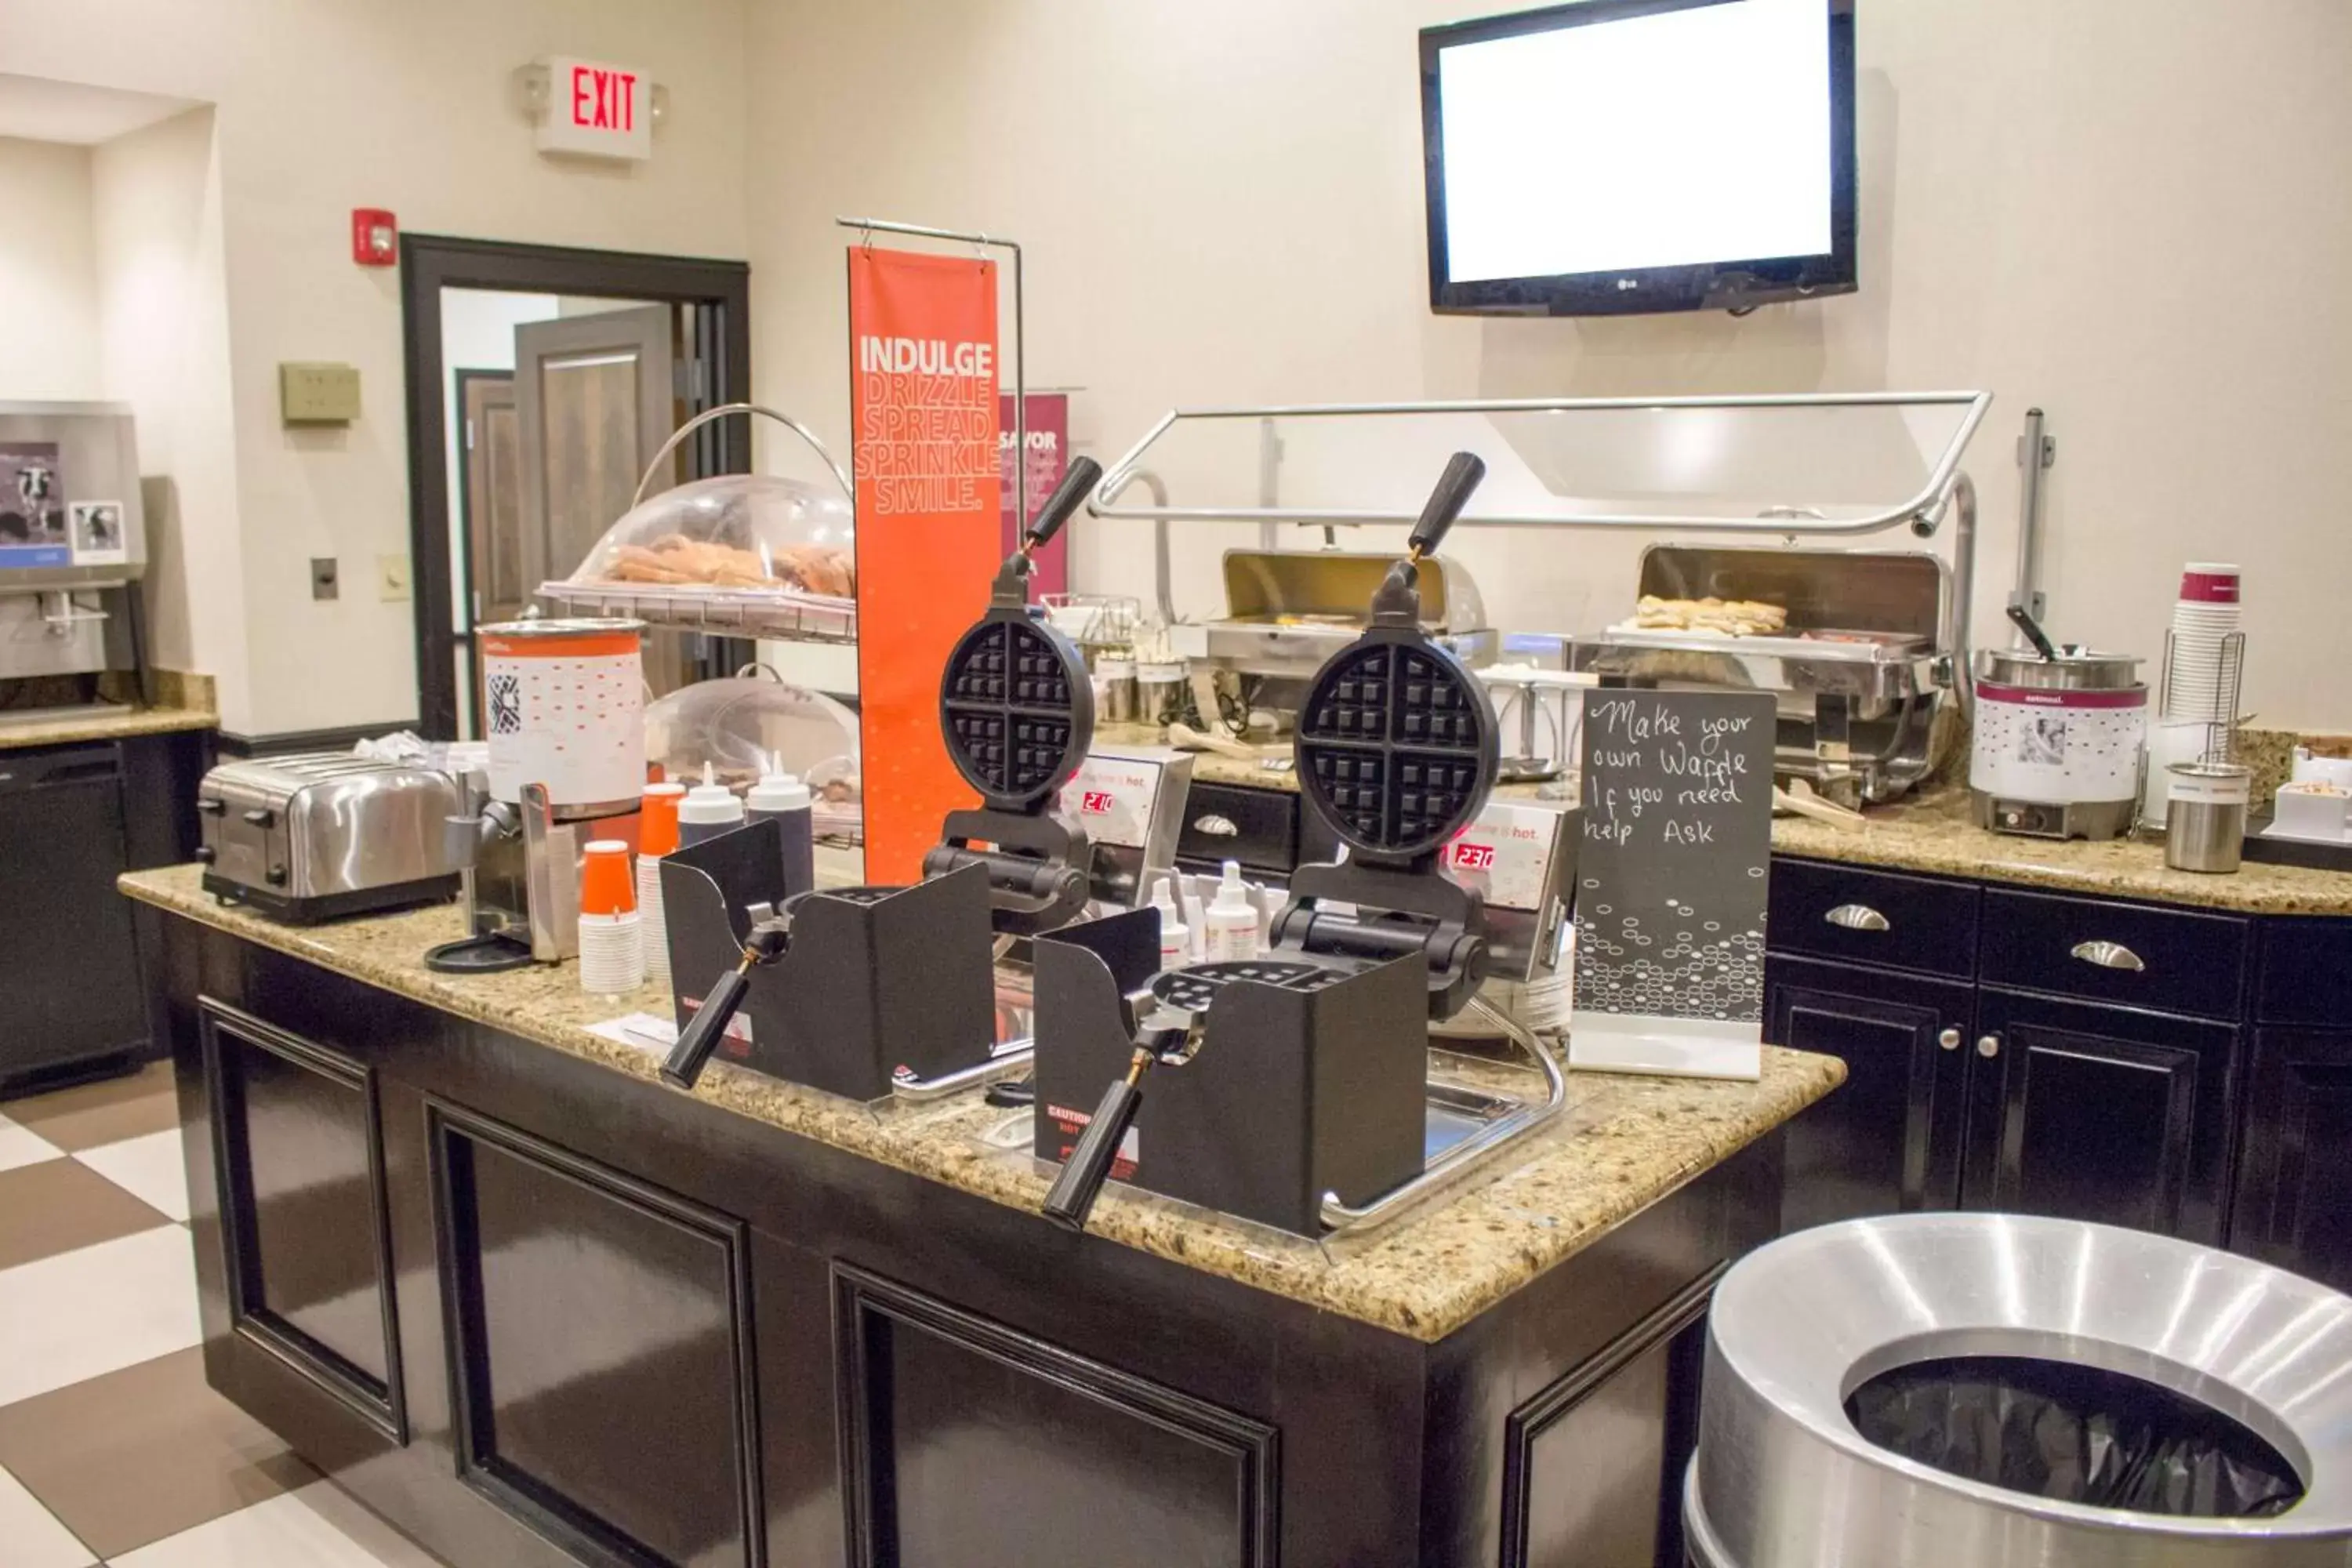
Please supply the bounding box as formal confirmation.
[477,617,647,815]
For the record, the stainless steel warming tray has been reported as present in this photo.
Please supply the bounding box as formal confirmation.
[1570,545,1951,803]
[1175,549,1499,677]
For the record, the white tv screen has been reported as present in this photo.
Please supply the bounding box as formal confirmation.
[1422,0,1854,315]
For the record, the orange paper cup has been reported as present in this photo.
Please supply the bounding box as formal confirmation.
[640,782,686,858]
[580,839,637,916]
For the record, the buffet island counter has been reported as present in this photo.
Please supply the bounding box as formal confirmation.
[123,862,1838,1568]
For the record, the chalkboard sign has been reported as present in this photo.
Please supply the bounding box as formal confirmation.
[1570,689,1777,1079]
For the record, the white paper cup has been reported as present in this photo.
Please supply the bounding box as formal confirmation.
[578,911,645,995]
[637,856,670,988]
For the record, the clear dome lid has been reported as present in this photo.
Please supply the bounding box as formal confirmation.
[542,473,858,642]
[567,473,855,597]
[644,673,863,841]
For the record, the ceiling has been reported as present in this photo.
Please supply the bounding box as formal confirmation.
[0,73,201,146]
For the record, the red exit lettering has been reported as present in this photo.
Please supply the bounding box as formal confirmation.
[1080,790,1114,815]
[571,66,638,132]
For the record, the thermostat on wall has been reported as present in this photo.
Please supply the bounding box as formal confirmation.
[280,362,361,425]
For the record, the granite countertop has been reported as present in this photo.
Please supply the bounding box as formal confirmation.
[1771,788,2352,916]
[0,702,216,751]
[1098,725,2352,917]
[0,670,217,752]
[119,862,1840,1343]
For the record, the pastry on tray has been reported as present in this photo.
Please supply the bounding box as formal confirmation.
[604,533,855,598]
[1621,594,1791,637]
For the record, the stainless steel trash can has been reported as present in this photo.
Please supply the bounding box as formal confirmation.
[1687,1214,2352,1566]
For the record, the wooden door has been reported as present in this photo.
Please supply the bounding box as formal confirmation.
[1763,956,1971,1232]
[513,305,677,592]
[2232,1029,2352,1292]
[459,372,524,630]
[1964,990,2238,1243]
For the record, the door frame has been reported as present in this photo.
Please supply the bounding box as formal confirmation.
[399,234,752,739]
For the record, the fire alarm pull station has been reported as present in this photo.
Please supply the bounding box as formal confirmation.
[351,209,396,267]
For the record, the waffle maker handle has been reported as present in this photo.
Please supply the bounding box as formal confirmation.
[1409,451,1486,558]
[1375,451,1486,624]
[1041,1056,1147,1231]
[1022,456,1102,550]
[659,920,789,1090]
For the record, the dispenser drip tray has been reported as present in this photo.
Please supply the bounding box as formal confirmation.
[1847,1351,2305,1519]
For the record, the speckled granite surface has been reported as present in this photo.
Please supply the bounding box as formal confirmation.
[0,669,216,751]
[120,861,1839,1342]
[1773,787,2352,914]
[1104,723,2352,916]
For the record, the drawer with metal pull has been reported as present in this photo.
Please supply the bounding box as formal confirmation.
[1977,888,2249,1020]
[1174,781,1298,874]
[1767,858,1980,978]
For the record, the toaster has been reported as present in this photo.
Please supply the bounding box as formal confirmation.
[196,753,463,923]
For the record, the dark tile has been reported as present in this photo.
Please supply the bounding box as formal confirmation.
[0,1157,169,1271]
[0,1348,316,1559]
[3,1061,177,1153]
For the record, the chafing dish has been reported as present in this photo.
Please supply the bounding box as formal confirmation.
[1169,549,1499,680]
[1569,545,1951,804]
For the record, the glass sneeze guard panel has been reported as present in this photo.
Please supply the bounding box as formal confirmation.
[1089,393,1992,534]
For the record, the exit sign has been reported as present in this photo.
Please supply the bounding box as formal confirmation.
[533,56,652,161]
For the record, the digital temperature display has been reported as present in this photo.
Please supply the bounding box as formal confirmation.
[1080,790,1115,815]
[1451,842,1497,872]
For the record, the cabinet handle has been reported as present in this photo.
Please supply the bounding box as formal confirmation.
[2071,940,2145,972]
[1977,1034,2001,1058]
[1938,1027,1961,1051]
[1824,903,1890,933]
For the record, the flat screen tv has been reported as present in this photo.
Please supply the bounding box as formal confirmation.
[1421,0,1856,317]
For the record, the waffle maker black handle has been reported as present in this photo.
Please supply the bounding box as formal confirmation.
[660,920,788,1090]
[1042,1062,1147,1232]
[1022,456,1102,550]
[1408,451,1486,558]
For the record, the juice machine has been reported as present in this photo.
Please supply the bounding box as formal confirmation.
[0,403,149,697]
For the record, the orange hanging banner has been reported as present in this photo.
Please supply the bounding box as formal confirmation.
[848,246,1000,883]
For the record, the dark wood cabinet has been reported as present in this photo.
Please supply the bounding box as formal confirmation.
[1768,858,2257,1254]
[1764,957,1969,1231]
[1965,991,2236,1243]
[2233,1029,2352,1294]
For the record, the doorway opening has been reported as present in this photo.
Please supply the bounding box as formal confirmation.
[398,236,751,739]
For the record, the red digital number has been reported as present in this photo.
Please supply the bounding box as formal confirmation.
[1453,843,1497,871]
[1081,790,1114,815]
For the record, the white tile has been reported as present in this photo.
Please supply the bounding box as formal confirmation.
[0,1464,95,1568]
[112,1481,441,1568]
[0,1226,198,1407]
[0,1114,62,1174]
[73,1126,191,1222]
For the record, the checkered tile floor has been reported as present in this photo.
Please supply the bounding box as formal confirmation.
[0,1063,446,1566]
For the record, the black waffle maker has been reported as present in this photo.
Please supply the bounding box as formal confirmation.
[1036,451,1498,1234]
[657,457,1104,1098]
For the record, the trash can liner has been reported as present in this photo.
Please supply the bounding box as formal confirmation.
[1846,1354,2303,1519]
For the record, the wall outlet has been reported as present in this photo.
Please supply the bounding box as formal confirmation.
[310,557,339,601]
[377,553,412,602]
[280,361,361,424]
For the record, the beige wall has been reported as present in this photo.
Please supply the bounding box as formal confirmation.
[0,136,100,401]
[0,0,750,735]
[90,107,245,705]
[744,0,2352,728]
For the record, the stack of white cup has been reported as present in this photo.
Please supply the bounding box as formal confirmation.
[577,839,646,996]
[2141,564,2244,827]
[2163,562,2243,724]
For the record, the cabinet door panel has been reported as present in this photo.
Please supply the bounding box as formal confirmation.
[1764,958,1971,1231]
[1966,992,2236,1243]
[0,761,147,1082]
[2231,1029,2352,1294]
